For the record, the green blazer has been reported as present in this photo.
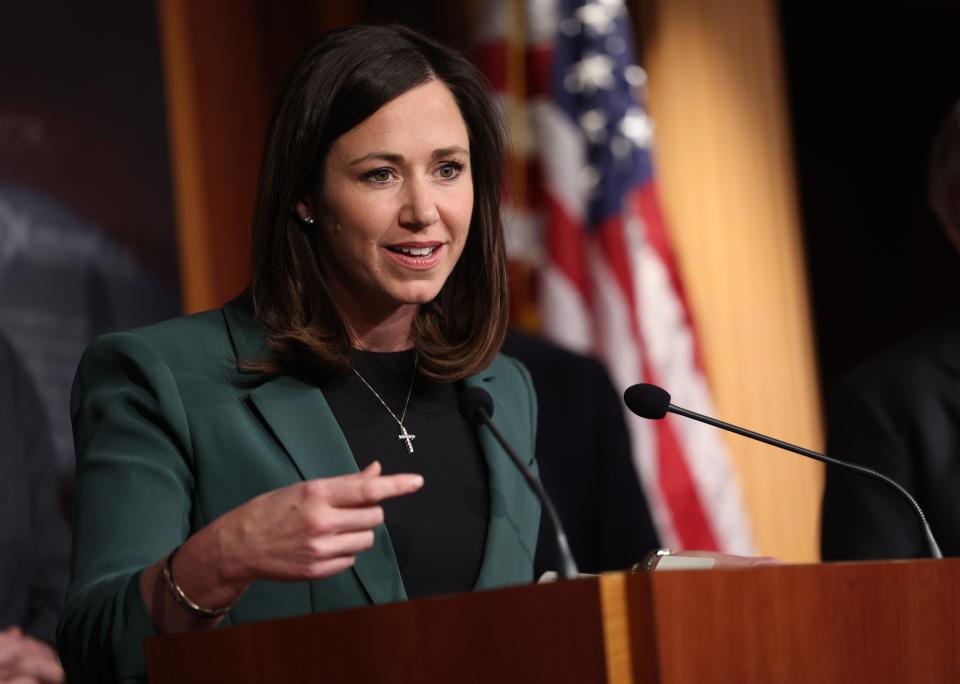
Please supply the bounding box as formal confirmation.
[58,298,541,683]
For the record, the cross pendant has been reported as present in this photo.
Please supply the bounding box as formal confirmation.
[398,426,416,454]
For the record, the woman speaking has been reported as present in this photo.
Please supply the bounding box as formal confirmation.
[59,25,540,682]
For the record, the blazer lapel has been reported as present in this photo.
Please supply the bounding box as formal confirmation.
[247,376,408,605]
[224,296,534,598]
[464,370,539,590]
[225,298,407,606]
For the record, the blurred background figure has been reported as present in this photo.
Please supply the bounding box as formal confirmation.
[503,332,660,575]
[0,4,180,480]
[1,9,176,680]
[0,331,67,684]
[821,98,960,561]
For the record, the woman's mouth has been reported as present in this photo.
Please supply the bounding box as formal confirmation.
[384,243,444,270]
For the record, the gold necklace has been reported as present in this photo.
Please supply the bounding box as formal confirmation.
[352,351,418,454]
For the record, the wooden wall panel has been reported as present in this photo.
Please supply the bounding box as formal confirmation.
[158,0,267,312]
[157,0,355,313]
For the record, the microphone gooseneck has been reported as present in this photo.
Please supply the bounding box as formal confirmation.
[459,387,579,580]
[623,383,943,560]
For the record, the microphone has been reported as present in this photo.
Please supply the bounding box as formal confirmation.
[459,386,579,579]
[623,383,943,560]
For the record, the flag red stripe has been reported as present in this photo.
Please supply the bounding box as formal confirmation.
[471,41,553,97]
[596,216,639,329]
[544,194,592,302]
[639,328,720,550]
[654,413,720,549]
[526,45,552,96]
[473,42,507,92]
[630,185,709,372]
[597,215,719,549]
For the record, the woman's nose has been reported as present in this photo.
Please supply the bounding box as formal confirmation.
[398,178,439,229]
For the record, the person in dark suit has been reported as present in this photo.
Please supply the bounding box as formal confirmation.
[503,331,660,575]
[60,26,540,682]
[0,332,67,684]
[821,99,960,561]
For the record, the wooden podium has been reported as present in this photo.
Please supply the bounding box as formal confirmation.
[146,559,960,683]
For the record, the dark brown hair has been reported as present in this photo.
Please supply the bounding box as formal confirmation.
[247,24,508,382]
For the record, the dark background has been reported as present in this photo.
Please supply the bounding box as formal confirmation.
[779,0,960,398]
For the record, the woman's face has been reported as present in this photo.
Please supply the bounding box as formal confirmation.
[302,79,473,324]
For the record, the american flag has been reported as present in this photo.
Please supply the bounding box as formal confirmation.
[476,0,754,552]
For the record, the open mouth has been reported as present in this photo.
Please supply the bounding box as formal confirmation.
[384,243,444,270]
[386,245,439,258]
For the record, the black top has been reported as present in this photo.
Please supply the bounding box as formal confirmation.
[321,349,489,598]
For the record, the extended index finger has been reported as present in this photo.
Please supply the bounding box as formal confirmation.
[324,472,424,507]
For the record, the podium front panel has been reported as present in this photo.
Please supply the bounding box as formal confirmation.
[147,578,612,683]
[630,558,960,683]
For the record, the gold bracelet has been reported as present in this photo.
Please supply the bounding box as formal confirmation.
[162,545,232,618]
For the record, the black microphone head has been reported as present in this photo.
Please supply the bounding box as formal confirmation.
[459,386,494,425]
[623,383,671,419]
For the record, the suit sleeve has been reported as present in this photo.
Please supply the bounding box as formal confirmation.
[820,379,923,561]
[58,332,195,683]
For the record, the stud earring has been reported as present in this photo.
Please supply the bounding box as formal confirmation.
[303,216,316,225]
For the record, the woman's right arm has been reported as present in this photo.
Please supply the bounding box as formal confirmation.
[138,460,422,635]
[60,332,422,682]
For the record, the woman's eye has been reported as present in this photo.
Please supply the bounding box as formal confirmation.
[437,162,464,180]
[366,168,394,183]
